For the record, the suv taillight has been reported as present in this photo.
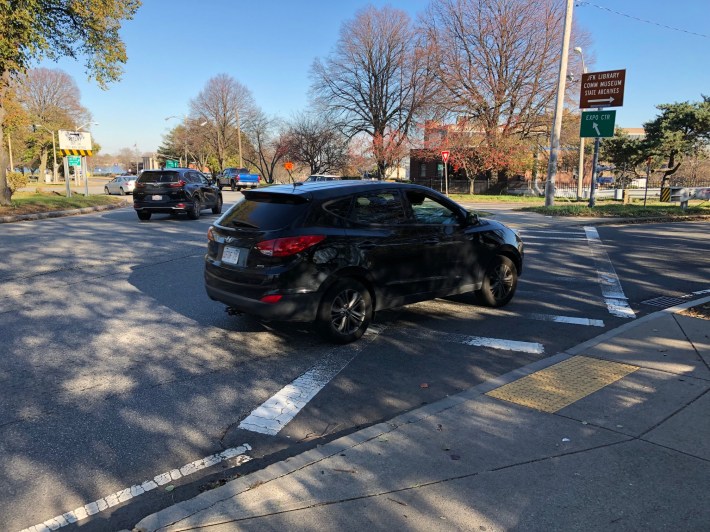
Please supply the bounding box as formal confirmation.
[256,235,325,257]
[168,180,187,188]
[135,182,146,189]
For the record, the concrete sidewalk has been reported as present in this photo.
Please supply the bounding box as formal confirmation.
[132,297,710,531]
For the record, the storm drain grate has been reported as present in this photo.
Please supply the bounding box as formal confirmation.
[641,296,690,308]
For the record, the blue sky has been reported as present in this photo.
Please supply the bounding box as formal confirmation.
[40,0,710,155]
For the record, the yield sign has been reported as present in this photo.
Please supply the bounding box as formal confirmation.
[441,150,450,163]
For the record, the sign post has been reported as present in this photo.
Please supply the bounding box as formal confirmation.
[441,151,450,196]
[283,161,294,183]
[578,69,626,208]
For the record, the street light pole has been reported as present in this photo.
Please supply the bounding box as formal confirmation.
[236,107,243,168]
[574,47,587,201]
[544,0,574,207]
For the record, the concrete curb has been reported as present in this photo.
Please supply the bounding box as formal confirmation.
[0,200,130,223]
[133,294,710,531]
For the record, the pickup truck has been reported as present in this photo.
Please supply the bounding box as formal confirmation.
[216,167,261,191]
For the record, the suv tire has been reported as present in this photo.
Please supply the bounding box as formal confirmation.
[476,255,517,307]
[318,279,372,344]
[188,197,202,220]
[212,195,223,215]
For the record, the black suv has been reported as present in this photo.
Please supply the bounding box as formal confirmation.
[204,181,523,343]
[133,168,223,221]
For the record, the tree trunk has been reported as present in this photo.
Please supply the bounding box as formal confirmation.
[39,149,48,181]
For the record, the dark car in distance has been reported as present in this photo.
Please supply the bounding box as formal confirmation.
[204,181,523,343]
[133,168,223,221]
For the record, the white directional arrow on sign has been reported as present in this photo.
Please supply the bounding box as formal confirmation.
[593,123,601,136]
[588,97,615,105]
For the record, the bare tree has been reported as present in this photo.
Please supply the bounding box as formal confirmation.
[285,112,349,175]
[242,111,289,183]
[311,5,435,178]
[189,74,257,171]
[421,0,589,181]
[13,68,90,179]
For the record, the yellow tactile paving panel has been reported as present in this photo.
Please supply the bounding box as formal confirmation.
[486,356,639,413]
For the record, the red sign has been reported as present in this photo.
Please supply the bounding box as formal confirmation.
[441,151,450,163]
[580,69,626,108]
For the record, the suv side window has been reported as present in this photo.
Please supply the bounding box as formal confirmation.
[405,191,460,225]
[307,196,352,227]
[351,191,406,225]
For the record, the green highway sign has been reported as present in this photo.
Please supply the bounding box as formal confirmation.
[580,110,616,138]
[165,159,178,168]
[67,155,81,167]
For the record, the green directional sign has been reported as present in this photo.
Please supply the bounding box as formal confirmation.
[165,159,178,168]
[580,110,616,138]
[67,155,81,167]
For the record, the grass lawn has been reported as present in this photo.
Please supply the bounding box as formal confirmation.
[446,193,709,218]
[449,193,545,204]
[520,200,710,218]
[0,191,126,217]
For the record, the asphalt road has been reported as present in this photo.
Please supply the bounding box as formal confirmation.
[0,197,708,531]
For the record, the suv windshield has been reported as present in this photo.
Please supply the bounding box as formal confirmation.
[219,193,309,230]
[137,171,181,183]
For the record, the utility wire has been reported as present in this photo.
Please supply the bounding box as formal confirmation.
[576,1,710,39]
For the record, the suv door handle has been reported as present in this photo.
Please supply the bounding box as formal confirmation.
[358,241,376,250]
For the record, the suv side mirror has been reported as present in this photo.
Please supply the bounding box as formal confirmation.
[465,212,479,225]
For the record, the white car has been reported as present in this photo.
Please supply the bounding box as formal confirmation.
[104,175,137,195]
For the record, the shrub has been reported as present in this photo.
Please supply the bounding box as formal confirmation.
[7,172,28,194]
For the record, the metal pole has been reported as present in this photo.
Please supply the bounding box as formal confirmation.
[588,136,601,207]
[577,137,585,200]
[51,132,58,183]
[575,48,587,201]
[444,161,449,196]
[544,0,574,207]
[83,156,89,196]
[63,156,71,198]
[236,107,243,168]
[643,160,651,207]
[7,133,13,171]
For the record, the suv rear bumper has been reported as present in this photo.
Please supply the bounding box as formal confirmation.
[205,270,320,322]
[134,202,190,213]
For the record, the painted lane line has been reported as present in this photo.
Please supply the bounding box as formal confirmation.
[519,230,586,235]
[520,236,588,241]
[450,334,544,354]
[400,328,544,354]
[239,324,387,436]
[472,308,604,327]
[525,312,605,327]
[584,226,636,319]
[20,444,252,532]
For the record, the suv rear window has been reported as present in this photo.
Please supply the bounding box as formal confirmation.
[137,171,181,183]
[219,193,310,230]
